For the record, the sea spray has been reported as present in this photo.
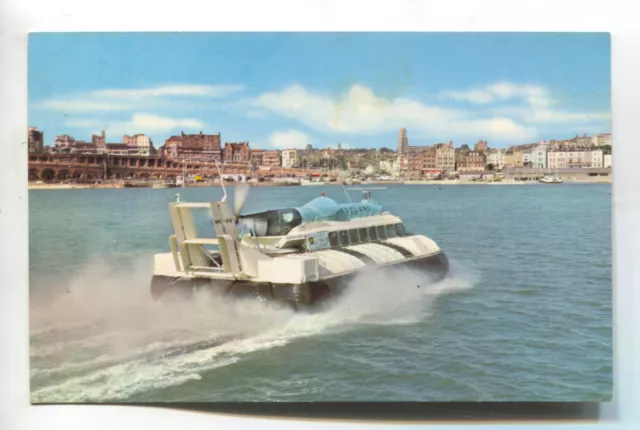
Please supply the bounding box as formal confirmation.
[30,255,476,402]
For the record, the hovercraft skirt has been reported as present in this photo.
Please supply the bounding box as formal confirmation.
[150,251,449,309]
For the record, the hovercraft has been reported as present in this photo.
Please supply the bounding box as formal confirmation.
[150,183,449,310]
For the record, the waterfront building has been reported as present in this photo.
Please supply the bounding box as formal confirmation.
[282,149,298,168]
[262,150,281,167]
[522,150,532,166]
[504,151,514,168]
[250,149,265,166]
[485,150,504,170]
[604,154,612,168]
[458,151,485,172]
[434,141,456,171]
[28,127,44,153]
[162,131,222,161]
[123,134,154,156]
[406,148,437,178]
[513,150,524,167]
[397,128,409,156]
[224,142,250,163]
[54,134,76,150]
[587,150,604,168]
[547,151,567,169]
[531,147,547,169]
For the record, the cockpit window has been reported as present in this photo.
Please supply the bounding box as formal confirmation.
[385,224,396,238]
[358,227,368,242]
[238,208,302,237]
[368,226,378,241]
[328,231,339,247]
[395,223,407,236]
[349,229,360,244]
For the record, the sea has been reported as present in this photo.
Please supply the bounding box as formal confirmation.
[28,183,612,403]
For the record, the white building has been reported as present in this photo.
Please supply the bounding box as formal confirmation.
[604,154,612,168]
[531,147,547,169]
[281,149,298,168]
[548,151,567,169]
[596,133,612,147]
[485,150,504,170]
[135,134,152,156]
[522,151,532,166]
[587,150,604,168]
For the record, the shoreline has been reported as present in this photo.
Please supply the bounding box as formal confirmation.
[28,177,612,190]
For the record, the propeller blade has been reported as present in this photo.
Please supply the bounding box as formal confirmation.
[233,182,250,219]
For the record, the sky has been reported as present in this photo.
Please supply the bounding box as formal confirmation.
[28,32,611,150]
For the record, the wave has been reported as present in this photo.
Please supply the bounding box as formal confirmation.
[30,256,477,403]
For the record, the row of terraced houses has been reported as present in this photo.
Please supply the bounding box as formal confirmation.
[396,128,612,178]
[28,129,302,168]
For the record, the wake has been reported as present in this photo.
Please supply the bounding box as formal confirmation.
[29,256,477,403]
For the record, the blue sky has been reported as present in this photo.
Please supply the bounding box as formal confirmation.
[28,32,611,150]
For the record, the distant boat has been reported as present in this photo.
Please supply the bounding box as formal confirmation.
[539,175,563,184]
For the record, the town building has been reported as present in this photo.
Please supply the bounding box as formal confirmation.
[406,148,437,178]
[224,142,250,163]
[162,131,222,161]
[457,151,485,172]
[249,149,265,166]
[123,134,154,156]
[262,150,281,167]
[587,150,604,168]
[54,134,76,150]
[604,154,612,168]
[531,147,547,169]
[474,139,488,153]
[28,127,44,153]
[547,151,567,169]
[596,133,612,147]
[485,150,505,170]
[434,141,456,171]
[281,149,298,168]
[397,128,409,156]
[576,133,597,148]
[522,150,532,166]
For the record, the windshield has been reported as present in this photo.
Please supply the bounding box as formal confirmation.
[238,208,302,237]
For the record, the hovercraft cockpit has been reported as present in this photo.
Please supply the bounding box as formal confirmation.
[237,208,303,237]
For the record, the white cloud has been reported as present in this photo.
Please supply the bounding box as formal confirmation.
[268,130,311,150]
[92,84,245,100]
[66,113,204,136]
[441,82,610,124]
[252,84,537,142]
[37,84,244,112]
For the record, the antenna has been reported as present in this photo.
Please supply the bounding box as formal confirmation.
[214,159,227,202]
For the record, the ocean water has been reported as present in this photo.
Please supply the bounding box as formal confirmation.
[28,183,612,402]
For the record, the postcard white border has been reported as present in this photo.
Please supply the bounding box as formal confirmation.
[1,0,638,429]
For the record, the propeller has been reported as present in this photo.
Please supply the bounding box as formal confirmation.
[233,182,251,220]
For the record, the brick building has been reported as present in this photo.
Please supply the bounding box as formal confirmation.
[249,149,265,166]
[162,131,222,161]
[458,151,486,172]
[224,142,250,163]
[28,127,44,153]
[262,150,281,167]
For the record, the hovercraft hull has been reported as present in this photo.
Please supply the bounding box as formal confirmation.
[150,250,449,310]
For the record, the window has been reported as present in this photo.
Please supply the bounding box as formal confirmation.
[349,229,360,244]
[339,230,350,246]
[328,231,339,247]
[377,225,387,240]
[386,225,396,238]
[358,227,368,242]
[368,226,378,241]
